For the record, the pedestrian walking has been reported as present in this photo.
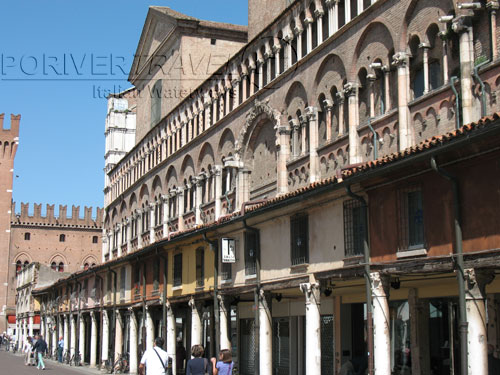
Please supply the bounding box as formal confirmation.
[23,336,33,365]
[211,349,234,375]
[186,344,212,375]
[139,337,169,375]
[32,334,47,370]
[57,336,64,363]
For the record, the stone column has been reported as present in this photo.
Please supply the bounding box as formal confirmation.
[306,106,319,183]
[305,14,313,54]
[204,100,211,130]
[277,126,290,195]
[129,310,138,375]
[195,177,203,225]
[453,17,475,124]
[29,314,34,337]
[146,307,155,351]
[300,115,307,156]
[214,166,223,220]
[259,290,272,375]
[237,169,251,208]
[465,269,494,375]
[136,210,143,249]
[300,283,321,375]
[370,272,391,375]
[357,0,363,14]
[149,203,155,244]
[295,24,303,59]
[345,82,361,164]
[316,9,324,46]
[101,310,110,366]
[381,65,391,112]
[326,0,338,34]
[79,316,85,361]
[345,0,351,23]
[162,195,169,239]
[177,188,185,232]
[367,73,376,118]
[250,67,256,96]
[52,317,57,356]
[488,2,499,60]
[64,314,69,353]
[241,73,248,101]
[324,100,333,141]
[265,50,272,84]
[90,312,97,368]
[284,32,292,69]
[115,312,123,363]
[336,92,345,136]
[166,302,177,375]
[70,315,76,358]
[419,43,430,95]
[392,52,412,150]
[189,298,203,347]
[273,42,281,76]
[232,79,240,109]
[219,295,231,350]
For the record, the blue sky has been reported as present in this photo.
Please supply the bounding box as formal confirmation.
[1,0,248,217]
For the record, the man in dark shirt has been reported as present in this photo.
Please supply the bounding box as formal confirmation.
[32,335,47,370]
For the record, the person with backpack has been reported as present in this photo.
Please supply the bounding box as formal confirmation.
[211,349,234,375]
[139,337,169,375]
[186,345,212,375]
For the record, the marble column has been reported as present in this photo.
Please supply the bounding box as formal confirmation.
[300,283,321,375]
[370,272,391,375]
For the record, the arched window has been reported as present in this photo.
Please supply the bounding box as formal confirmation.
[16,260,22,274]
[59,234,66,242]
[24,260,29,268]
[84,263,89,271]
[91,263,96,268]
[58,262,64,272]
[24,233,31,241]
[51,262,57,271]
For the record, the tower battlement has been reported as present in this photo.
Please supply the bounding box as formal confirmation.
[0,114,20,161]
[11,202,103,228]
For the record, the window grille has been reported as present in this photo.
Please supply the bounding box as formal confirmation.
[245,231,258,276]
[397,186,425,250]
[196,248,205,287]
[221,262,232,281]
[153,260,160,291]
[343,199,367,257]
[173,253,182,287]
[290,214,309,265]
[321,315,334,375]
[240,319,256,375]
[272,318,290,375]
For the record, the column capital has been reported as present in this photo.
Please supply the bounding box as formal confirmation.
[323,99,334,110]
[370,272,390,298]
[289,118,300,130]
[293,24,304,36]
[418,42,430,49]
[465,268,495,300]
[303,16,314,26]
[314,8,325,18]
[335,91,346,104]
[392,52,410,68]
[366,73,377,82]
[325,0,338,8]
[305,106,318,121]
[299,282,321,304]
[343,82,359,97]
[487,1,500,11]
[452,15,472,34]
[278,126,291,135]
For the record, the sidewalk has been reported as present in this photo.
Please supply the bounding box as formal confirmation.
[43,357,104,375]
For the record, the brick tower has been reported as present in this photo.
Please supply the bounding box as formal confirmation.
[0,114,20,333]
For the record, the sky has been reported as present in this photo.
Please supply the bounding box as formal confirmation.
[1,0,248,217]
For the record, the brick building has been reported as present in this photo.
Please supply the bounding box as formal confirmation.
[0,112,103,334]
[35,1,500,375]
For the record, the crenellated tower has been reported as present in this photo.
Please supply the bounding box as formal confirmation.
[0,114,20,332]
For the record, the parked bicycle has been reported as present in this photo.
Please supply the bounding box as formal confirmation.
[70,351,81,366]
[63,350,71,364]
[104,353,129,374]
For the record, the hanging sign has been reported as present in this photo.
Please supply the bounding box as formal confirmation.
[221,238,236,263]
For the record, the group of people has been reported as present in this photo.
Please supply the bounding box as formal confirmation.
[22,334,48,370]
[139,337,234,375]
[0,332,15,351]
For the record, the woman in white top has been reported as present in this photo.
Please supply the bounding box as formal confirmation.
[23,336,33,365]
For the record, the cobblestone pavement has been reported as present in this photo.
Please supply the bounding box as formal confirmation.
[0,349,102,375]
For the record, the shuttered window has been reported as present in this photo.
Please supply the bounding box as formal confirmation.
[290,214,308,265]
